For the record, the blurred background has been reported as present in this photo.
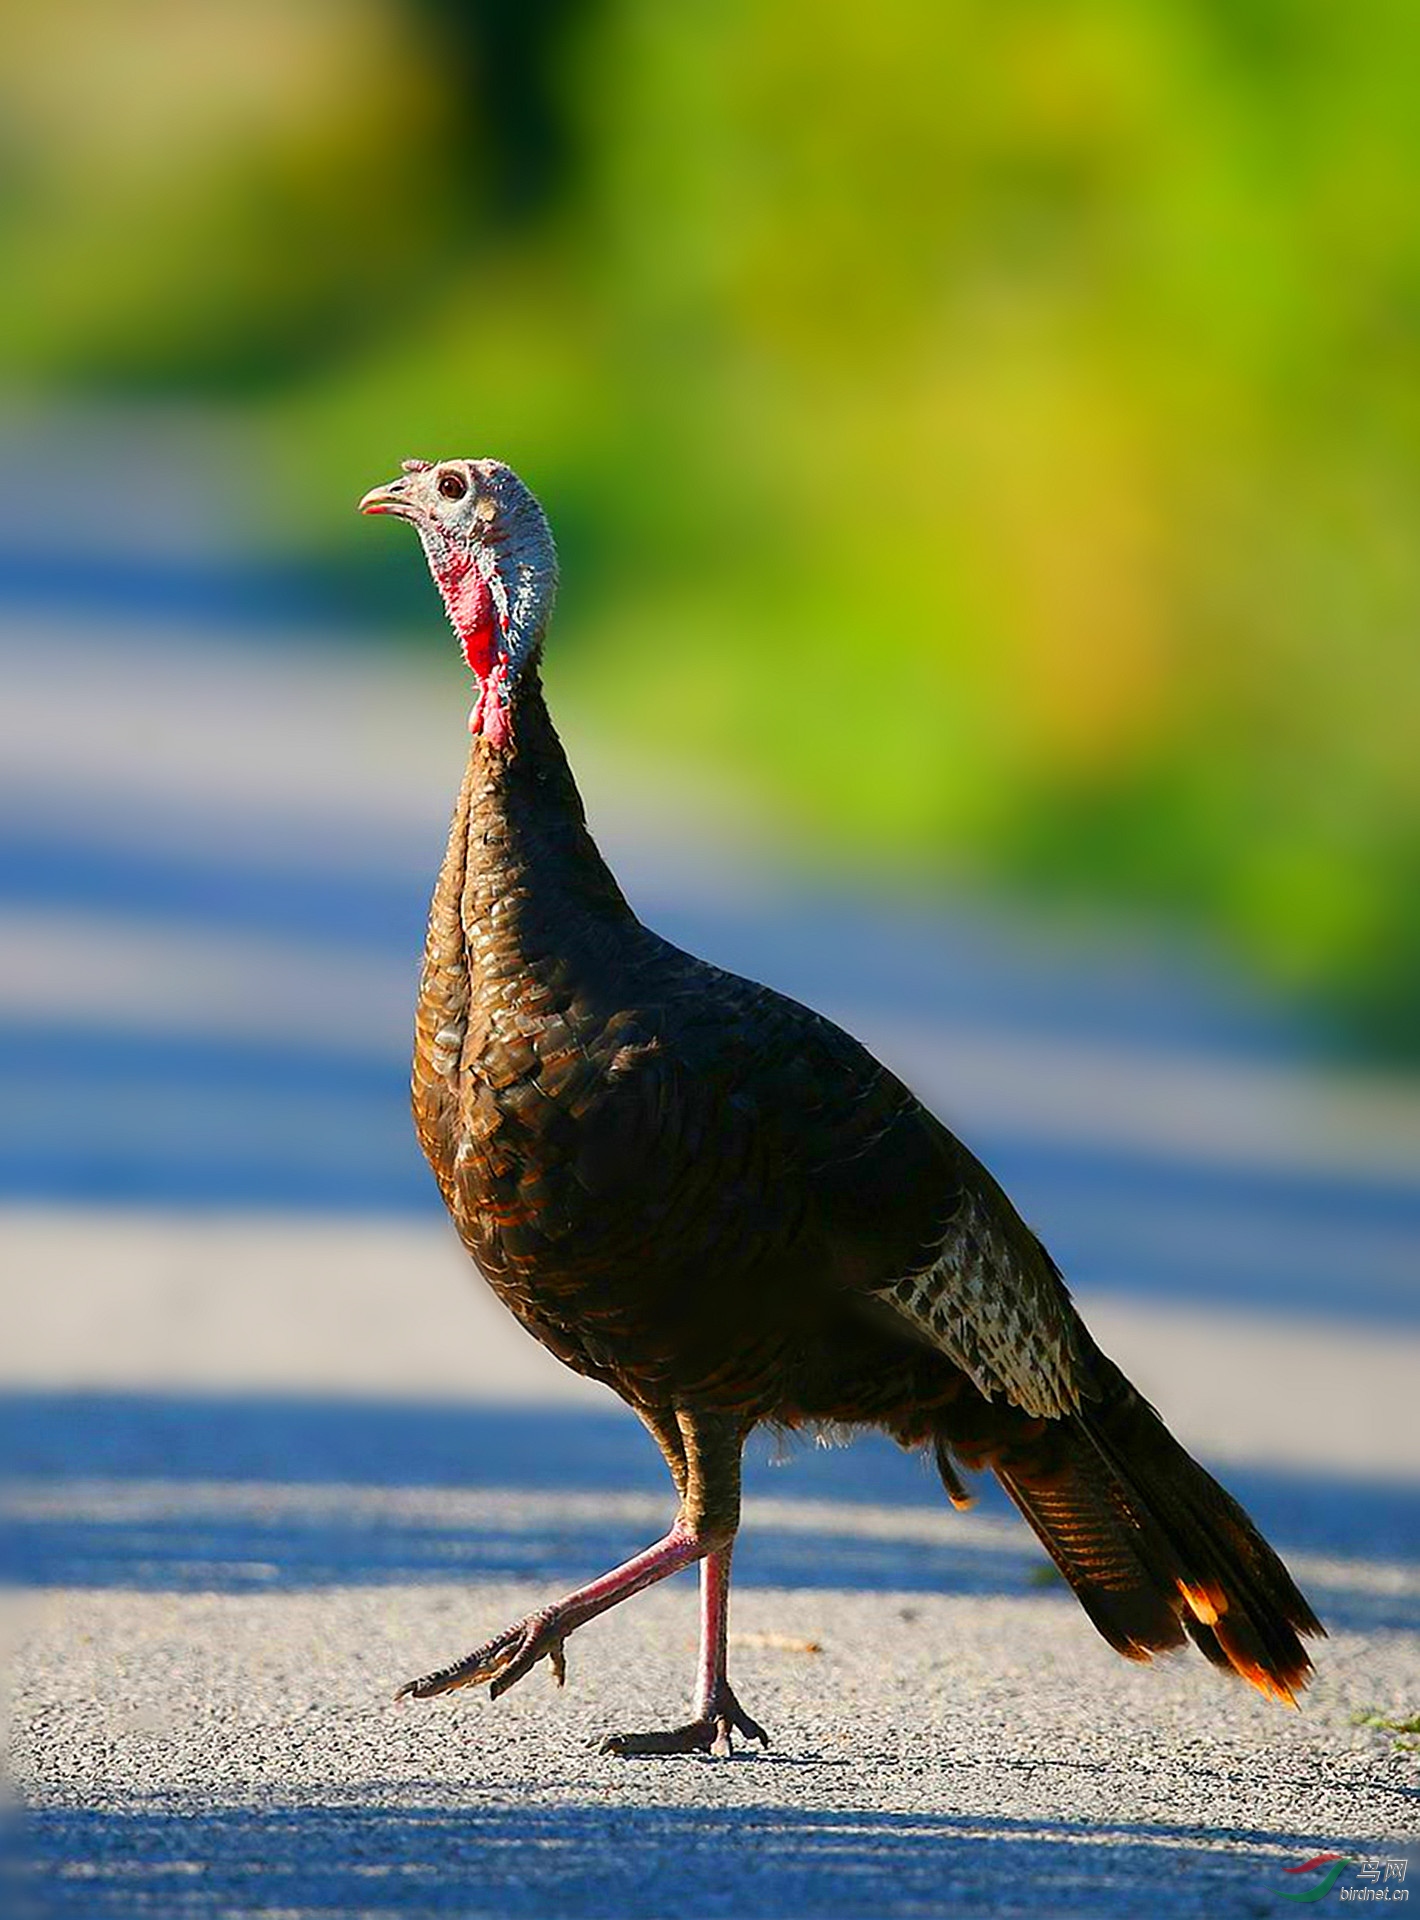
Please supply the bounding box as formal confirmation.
[8,0,1420,1052]
[3,0,1419,1259]
[6,0,1420,1052]
[3,0,1418,1776]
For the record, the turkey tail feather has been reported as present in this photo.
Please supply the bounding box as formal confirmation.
[941,1356,1324,1704]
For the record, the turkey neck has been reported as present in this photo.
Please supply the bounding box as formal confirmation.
[433,666,636,1011]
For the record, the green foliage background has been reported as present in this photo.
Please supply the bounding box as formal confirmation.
[4,0,1418,1049]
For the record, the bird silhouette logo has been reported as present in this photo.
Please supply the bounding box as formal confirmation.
[1279,1854,1355,1902]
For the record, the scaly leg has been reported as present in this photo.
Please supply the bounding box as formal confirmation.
[396,1408,766,1755]
[599,1541,769,1755]
[396,1521,703,1702]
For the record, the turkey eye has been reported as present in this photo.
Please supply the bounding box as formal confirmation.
[437,470,468,501]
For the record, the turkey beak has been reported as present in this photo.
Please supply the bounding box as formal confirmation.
[359,476,418,521]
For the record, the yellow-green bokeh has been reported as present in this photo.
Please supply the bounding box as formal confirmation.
[3,0,1417,1048]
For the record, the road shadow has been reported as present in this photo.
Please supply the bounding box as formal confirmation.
[6,1008,1419,1334]
[4,817,1419,1332]
[10,1798,1416,1920]
[2,1390,1414,1631]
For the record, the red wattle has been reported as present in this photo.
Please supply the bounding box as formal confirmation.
[436,548,513,746]
[481,685,511,748]
[469,659,511,744]
[435,548,499,679]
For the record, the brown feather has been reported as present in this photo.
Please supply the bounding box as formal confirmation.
[413,664,1322,1707]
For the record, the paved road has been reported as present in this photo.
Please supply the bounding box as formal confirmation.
[3,456,1418,1916]
[6,1209,1420,1918]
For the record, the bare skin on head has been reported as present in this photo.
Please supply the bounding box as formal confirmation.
[361,458,557,748]
[359,457,1322,1757]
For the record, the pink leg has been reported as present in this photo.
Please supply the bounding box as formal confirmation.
[600,1541,769,1757]
[397,1522,704,1703]
[693,1545,734,1718]
[396,1408,765,1753]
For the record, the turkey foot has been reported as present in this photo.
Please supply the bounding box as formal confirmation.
[600,1680,769,1758]
[396,1606,568,1703]
[395,1522,705,1708]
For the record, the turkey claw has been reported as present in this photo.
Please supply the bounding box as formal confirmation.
[600,1686,769,1758]
[395,1607,568,1703]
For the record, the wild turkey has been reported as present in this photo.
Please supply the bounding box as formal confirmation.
[359,456,1322,1756]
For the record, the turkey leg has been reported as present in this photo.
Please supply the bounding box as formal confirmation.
[599,1411,769,1755]
[599,1541,769,1755]
[395,1410,768,1752]
[395,1522,704,1702]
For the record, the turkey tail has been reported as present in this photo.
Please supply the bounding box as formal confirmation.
[943,1355,1324,1704]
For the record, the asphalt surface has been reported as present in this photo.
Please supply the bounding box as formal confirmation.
[3,436,1418,1916]
[6,1209,1420,1919]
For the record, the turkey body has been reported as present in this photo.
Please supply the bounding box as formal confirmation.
[363,453,1318,1753]
[411,671,1320,1712]
[417,678,1052,1421]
